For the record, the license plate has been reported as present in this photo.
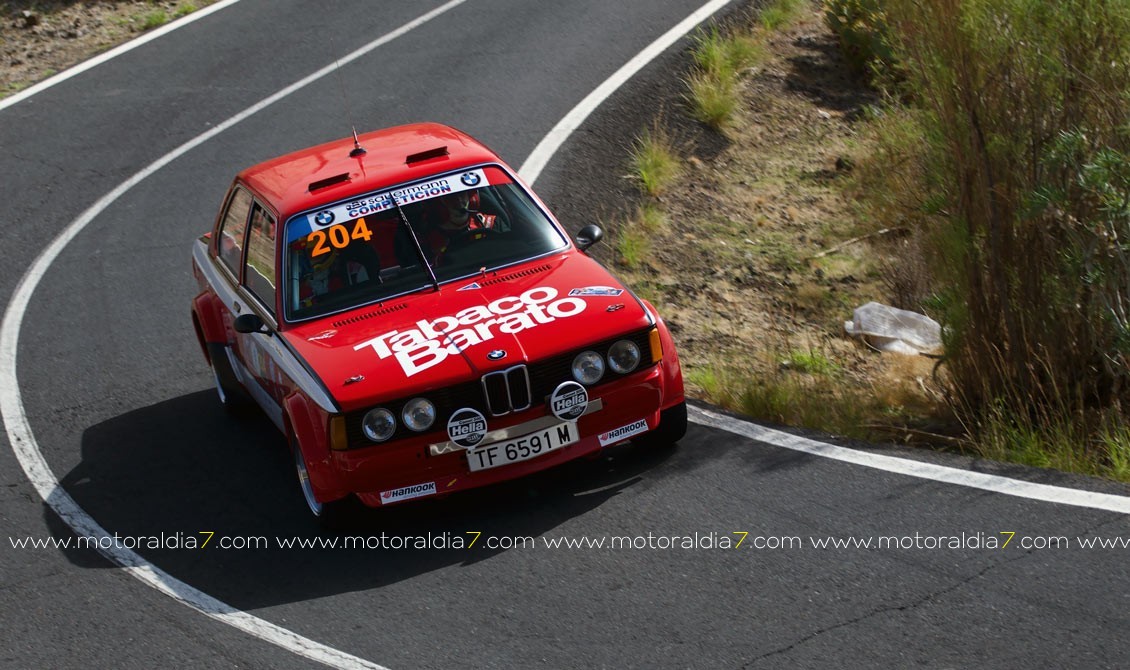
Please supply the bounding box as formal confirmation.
[466,421,578,472]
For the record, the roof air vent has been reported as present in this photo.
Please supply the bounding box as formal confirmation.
[406,146,449,164]
[308,172,352,192]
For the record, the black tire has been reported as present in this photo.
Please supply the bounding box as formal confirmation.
[636,401,688,448]
[206,342,253,414]
[291,434,355,529]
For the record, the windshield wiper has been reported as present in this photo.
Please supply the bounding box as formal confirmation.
[387,193,440,292]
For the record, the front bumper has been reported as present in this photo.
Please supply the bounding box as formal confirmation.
[331,365,667,508]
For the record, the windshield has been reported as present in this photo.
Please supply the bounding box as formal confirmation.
[282,166,567,322]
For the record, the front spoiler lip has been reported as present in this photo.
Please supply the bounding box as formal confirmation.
[427,399,604,456]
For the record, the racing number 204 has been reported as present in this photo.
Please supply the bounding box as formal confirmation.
[308,219,373,256]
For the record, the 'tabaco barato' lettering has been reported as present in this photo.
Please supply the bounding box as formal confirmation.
[353,287,587,376]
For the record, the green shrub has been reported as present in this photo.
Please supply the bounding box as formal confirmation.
[760,0,807,31]
[616,227,648,268]
[686,71,738,129]
[824,0,896,83]
[782,350,841,376]
[139,10,169,30]
[635,203,668,232]
[693,26,767,78]
[685,22,769,130]
[867,0,1130,471]
[630,125,681,197]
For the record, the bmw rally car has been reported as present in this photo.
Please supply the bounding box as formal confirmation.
[190,123,686,522]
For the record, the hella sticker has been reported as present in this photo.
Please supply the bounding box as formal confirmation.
[549,381,589,421]
[598,419,649,446]
[448,408,488,448]
[380,481,437,505]
[569,286,623,297]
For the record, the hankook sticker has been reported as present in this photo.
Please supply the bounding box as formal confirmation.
[380,481,437,504]
[598,418,649,446]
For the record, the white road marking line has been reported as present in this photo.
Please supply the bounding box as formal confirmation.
[690,405,1130,514]
[0,0,243,113]
[518,0,736,184]
[0,1,471,668]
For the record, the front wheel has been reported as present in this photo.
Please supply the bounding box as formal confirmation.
[291,434,354,528]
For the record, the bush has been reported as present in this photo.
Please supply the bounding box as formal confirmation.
[684,22,768,130]
[760,0,807,31]
[823,0,896,83]
[873,0,1130,459]
[630,124,681,197]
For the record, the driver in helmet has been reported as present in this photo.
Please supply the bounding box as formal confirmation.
[398,189,498,266]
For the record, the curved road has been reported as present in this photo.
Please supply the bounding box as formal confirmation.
[2,1,1129,667]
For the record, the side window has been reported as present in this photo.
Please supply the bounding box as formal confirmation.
[244,204,277,312]
[217,187,253,278]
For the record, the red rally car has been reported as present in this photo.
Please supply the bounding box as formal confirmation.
[191,123,686,523]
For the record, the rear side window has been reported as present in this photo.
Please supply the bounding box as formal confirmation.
[244,204,277,311]
[218,187,253,278]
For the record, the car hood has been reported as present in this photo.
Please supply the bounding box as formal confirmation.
[282,253,653,411]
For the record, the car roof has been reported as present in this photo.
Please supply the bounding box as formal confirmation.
[237,123,503,219]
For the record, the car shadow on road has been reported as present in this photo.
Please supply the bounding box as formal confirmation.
[47,390,679,610]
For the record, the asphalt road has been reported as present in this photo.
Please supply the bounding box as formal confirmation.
[2,1,1130,668]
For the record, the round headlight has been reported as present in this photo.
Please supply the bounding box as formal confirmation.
[362,408,397,442]
[401,398,436,432]
[571,350,605,385]
[608,340,641,374]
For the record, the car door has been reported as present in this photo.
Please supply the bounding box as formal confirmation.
[238,201,290,414]
[212,187,286,426]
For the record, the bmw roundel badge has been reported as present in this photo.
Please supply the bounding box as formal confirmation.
[487,349,506,361]
[461,172,482,187]
[314,210,335,226]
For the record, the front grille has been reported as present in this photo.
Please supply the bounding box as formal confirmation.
[481,365,532,416]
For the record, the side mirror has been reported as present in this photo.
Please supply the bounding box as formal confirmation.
[233,313,268,335]
[575,224,603,252]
